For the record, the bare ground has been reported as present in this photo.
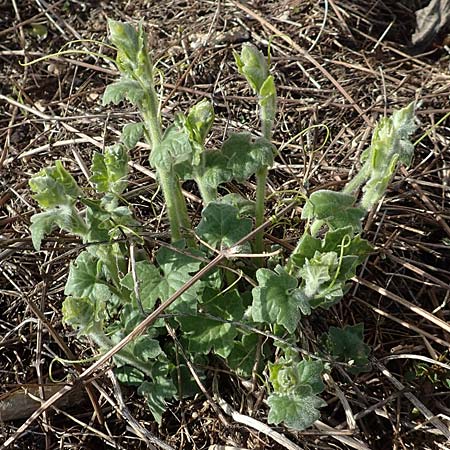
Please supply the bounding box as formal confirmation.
[1,0,449,449]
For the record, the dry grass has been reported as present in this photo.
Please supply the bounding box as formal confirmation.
[1,0,449,448]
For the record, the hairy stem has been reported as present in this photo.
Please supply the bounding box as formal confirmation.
[254,111,273,260]
[139,60,192,244]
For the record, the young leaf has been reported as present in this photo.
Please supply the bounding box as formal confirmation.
[298,251,337,298]
[343,103,416,209]
[196,202,252,249]
[259,74,277,127]
[324,324,371,374]
[107,20,150,78]
[91,144,128,194]
[267,393,326,430]
[149,122,196,177]
[219,193,255,217]
[62,295,105,336]
[29,160,82,209]
[102,79,144,107]
[108,20,141,63]
[234,44,269,94]
[184,99,215,145]
[302,190,366,231]
[121,122,144,148]
[267,358,326,430]
[252,266,310,333]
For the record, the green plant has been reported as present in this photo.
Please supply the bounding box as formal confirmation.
[29,20,417,430]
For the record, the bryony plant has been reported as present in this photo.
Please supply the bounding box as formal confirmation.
[29,20,417,430]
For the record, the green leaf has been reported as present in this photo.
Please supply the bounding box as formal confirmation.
[29,160,82,209]
[30,205,88,250]
[107,20,149,77]
[178,288,244,358]
[291,228,372,271]
[343,103,416,209]
[102,79,144,106]
[270,358,324,395]
[108,20,141,63]
[219,193,255,217]
[267,393,326,430]
[227,333,261,377]
[62,295,106,336]
[196,202,252,249]
[120,260,161,311]
[234,44,269,93]
[115,366,145,385]
[132,335,162,362]
[252,266,309,333]
[290,234,322,268]
[138,362,177,424]
[149,122,196,177]
[259,74,277,125]
[91,144,128,194]
[65,251,102,298]
[121,122,144,148]
[302,190,365,231]
[156,244,204,315]
[324,324,371,374]
[221,133,274,182]
[193,133,273,192]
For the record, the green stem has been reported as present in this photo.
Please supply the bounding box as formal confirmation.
[254,166,268,256]
[195,176,217,205]
[158,169,185,242]
[342,165,369,195]
[254,110,273,260]
[138,61,192,245]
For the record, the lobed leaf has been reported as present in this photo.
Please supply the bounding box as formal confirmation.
[30,205,88,251]
[268,358,326,430]
[324,323,371,374]
[251,265,309,333]
[90,144,128,194]
[149,121,197,177]
[178,288,244,358]
[267,393,326,430]
[102,79,144,107]
[65,251,103,299]
[138,362,177,424]
[226,333,261,377]
[120,260,162,311]
[221,133,274,182]
[196,202,252,249]
[184,99,215,145]
[121,122,144,148]
[302,190,365,231]
[29,160,81,209]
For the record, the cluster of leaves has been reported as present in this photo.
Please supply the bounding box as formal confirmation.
[29,20,416,431]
